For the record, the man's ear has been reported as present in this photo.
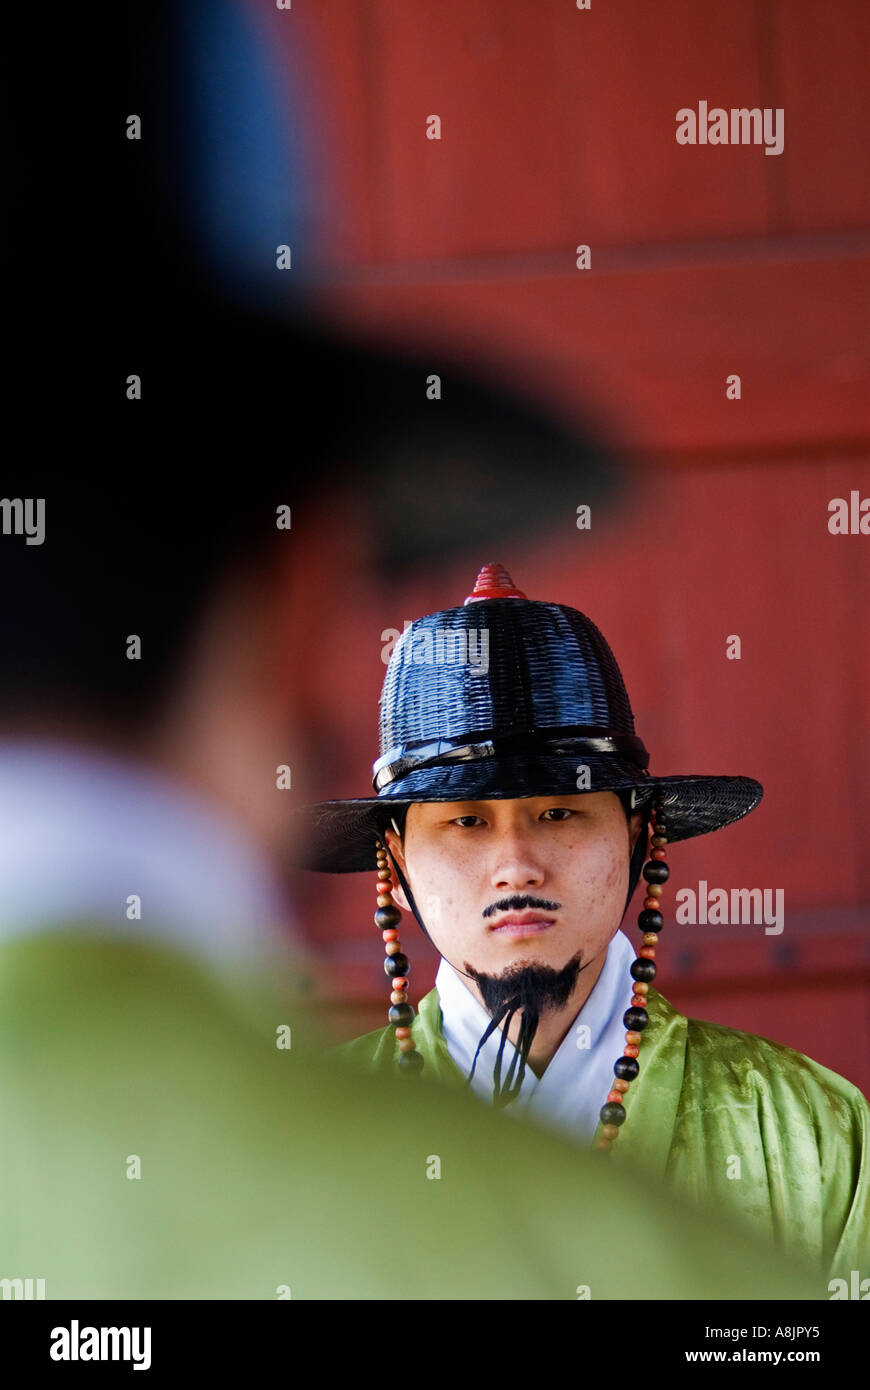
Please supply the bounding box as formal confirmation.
[628,810,645,851]
[383,827,411,913]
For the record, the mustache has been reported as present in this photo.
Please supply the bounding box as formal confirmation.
[481,894,561,919]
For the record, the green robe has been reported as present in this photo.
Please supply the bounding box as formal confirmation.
[334,983,870,1283]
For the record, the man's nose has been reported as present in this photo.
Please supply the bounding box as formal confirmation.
[489,829,546,891]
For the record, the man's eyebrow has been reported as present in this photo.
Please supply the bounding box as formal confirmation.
[432,798,581,812]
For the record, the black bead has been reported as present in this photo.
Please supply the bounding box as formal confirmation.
[630,957,657,983]
[389,1002,415,1027]
[614,1056,639,1081]
[637,908,663,932]
[623,1005,649,1031]
[384,953,409,978]
[600,1101,626,1127]
[374,905,402,930]
[643,861,669,884]
[397,1049,424,1073]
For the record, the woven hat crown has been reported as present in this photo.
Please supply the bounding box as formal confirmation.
[378,599,638,759]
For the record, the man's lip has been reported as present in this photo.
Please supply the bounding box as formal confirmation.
[489,912,556,933]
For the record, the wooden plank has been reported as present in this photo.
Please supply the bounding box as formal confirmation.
[775,0,870,231]
[301,0,771,262]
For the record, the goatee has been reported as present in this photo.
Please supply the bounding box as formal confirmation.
[462,951,588,1107]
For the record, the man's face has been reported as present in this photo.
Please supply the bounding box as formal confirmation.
[384,793,644,981]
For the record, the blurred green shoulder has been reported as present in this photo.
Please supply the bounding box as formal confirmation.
[329,1023,397,1073]
[327,987,455,1082]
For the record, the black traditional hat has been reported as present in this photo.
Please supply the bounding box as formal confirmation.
[295,563,763,873]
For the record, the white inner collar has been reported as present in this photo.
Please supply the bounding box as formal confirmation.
[435,928,637,1144]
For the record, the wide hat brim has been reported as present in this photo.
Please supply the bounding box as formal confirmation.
[290,753,763,872]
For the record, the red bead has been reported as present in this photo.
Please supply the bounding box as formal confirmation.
[624,1044,640,1058]
[607,1090,623,1105]
[639,946,656,959]
[651,848,667,861]
[382,929,400,942]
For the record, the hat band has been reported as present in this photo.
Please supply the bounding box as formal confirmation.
[372,726,650,792]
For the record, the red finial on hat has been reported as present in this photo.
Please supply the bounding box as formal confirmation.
[463,563,527,604]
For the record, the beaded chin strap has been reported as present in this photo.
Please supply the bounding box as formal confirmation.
[372,797,669,1134]
[374,841,423,1072]
[596,799,666,1152]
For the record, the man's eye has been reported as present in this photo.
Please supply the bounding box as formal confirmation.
[541,808,574,821]
[451,816,483,827]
